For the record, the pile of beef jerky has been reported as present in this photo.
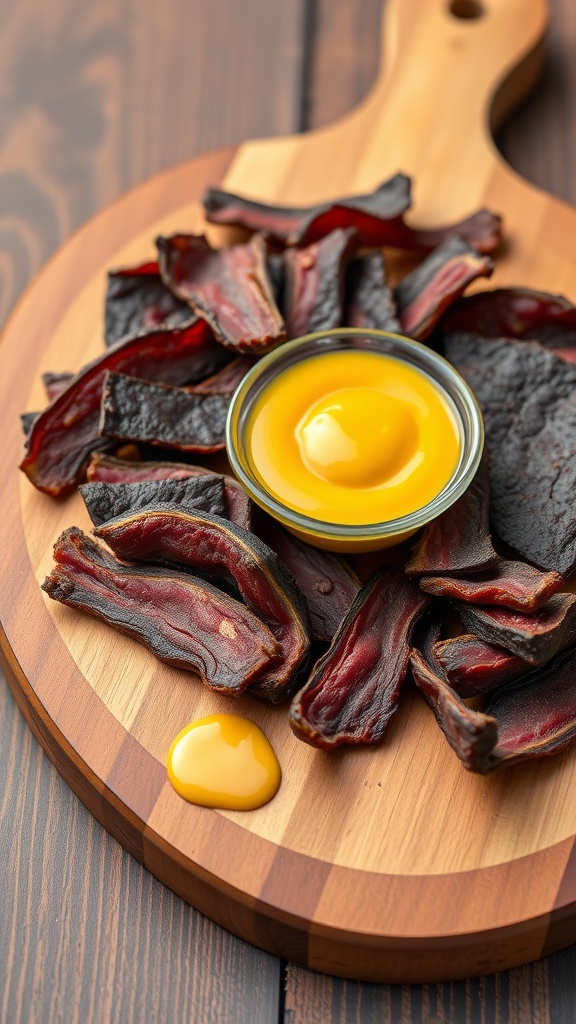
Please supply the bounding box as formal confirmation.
[21,173,576,773]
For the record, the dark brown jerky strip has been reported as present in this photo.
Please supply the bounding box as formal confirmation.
[42,527,280,693]
[405,451,498,577]
[456,592,576,666]
[86,453,253,531]
[80,476,227,527]
[105,260,192,346]
[256,515,361,643]
[344,250,401,332]
[21,412,38,436]
[190,355,257,394]
[444,333,576,574]
[410,648,499,773]
[99,372,229,453]
[43,372,74,401]
[419,557,564,612]
[433,635,531,697]
[157,233,285,354]
[441,287,576,349]
[485,645,576,766]
[95,507,311,703]
[20,319,224,497]
[289,567,430,749]
[283,227,360,338]
[394,237,494,341]
[202,174,412,246]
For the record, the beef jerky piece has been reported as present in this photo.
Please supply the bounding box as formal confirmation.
[86,453,253,531]
[42,527,280,693]
[444,333,576,574]
[80,476,227,527]
[256,516,361,642]
[405,451,498,577]
[419,558,564,612]
[203,174,412,247]
[20,320,224,497]
[203,176,502,253]
[434,635,531,697]
[485,645,576,766]
[100,373,229,453]
[43,372,74,401]
[441,287,576,349]
[95,508,311,703]
[394,237,494,341]
[344,250,401,332]
[410,648,499,773]
[456,592,576,666]
[105,260,192,346]
[289,567,429,749]
[157,233,285,354]
[191,355,256,394]
[283,227,359,338]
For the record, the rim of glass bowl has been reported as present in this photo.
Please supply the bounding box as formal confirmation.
[225,328,484,543]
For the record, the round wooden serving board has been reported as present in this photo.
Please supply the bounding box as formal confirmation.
[3,0,576,984]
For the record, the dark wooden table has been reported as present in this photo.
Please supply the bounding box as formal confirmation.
[2,1,576,1020]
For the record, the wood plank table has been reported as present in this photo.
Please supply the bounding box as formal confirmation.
[1,0,576,1019]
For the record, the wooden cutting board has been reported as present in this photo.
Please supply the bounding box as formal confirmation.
[2,0,576,984]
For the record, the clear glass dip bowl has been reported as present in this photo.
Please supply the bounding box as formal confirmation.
[226,328,484,553]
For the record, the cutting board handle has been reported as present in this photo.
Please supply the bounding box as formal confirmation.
[225,0,549,221]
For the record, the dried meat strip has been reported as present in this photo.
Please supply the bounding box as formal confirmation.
[289,567,429,749]
[20,319,223,497]
[283,228,359,338]
[256,515,361,643]
[86,453,253,531]
[105,260,191,346]
[394,237,494,341]
[42,527,280,693]
[444,333,576,574]
[80,476,227,527]
[433,635,531,697]
[157,233,285,354]
[99,372,230,454]
[95,507,311,703]
[441,287,576,349]
[344,251,400,333]
[43,372,74,401]
[456,592,576,666]
[190,355,256,394]
[419,557,564,612]
[405,451,498,577]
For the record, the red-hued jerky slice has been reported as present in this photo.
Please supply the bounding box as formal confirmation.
[441,287,576,350]
[433,635,531,697]
[410,648,499,773]
[256,516,361,643]
[191,355,257,394]
[42,527,280,693]
[202,174,412,247]
[405,452,498,577]
[419,558,564,612]
[105,260,192,346]
[289,567,430,749]
[344,251,400,332]
[43,372,74,401]
[95,508,311,703]
[80,476,227,527]
[86,453,253,531]
[444,333,576,574]
[485,645,576,766]
[394,237,494,341]
[99,372,229,453]
[456,592,576,666]
[283,227,359,338]
[157,233,285,354]
[20,319,224,497]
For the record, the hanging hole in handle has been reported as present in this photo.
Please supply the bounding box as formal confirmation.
[449,0,485,19]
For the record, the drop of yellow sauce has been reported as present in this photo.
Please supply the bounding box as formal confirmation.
[167,714,281,810]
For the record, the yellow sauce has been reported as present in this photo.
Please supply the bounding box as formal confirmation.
[167,714,281,810]
[246,349,461,525]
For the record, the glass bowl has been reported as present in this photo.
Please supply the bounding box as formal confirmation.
[226,328,484,553]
